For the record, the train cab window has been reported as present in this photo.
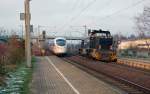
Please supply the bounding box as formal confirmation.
[56,39,66,46]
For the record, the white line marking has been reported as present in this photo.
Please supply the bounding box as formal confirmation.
[46,57,80,94]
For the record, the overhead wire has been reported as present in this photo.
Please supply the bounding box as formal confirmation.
[90,0,147,25]
[69,0,97,23]
[70,0,81,12]
[59,0,97,31]
[61,0,115,32]
[59,0,147,36]
[61,0,115,37]
[71,0,113,24]
[55,0,82,35]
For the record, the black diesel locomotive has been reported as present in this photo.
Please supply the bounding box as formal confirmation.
[79,29,117,62]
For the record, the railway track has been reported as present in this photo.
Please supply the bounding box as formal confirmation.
[62,55,150,94]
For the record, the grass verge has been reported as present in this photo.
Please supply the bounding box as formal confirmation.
[21,56,36,94]
[0,57,36,94]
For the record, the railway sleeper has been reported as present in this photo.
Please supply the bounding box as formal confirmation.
[111,82,143,94]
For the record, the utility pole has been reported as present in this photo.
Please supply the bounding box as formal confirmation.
[24,0,31,68]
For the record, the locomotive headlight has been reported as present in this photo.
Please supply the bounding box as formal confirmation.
[110,46,113,50]
[99,45,101,49]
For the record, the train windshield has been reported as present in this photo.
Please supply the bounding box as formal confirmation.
[56,39,66,46]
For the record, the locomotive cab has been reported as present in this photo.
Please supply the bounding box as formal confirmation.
[90,30,117,62]
[79,29,117,62]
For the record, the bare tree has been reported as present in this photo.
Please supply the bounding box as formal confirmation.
[135,7,150,37]
[135,6,150,53]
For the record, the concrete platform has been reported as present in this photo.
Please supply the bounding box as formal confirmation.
[31,56,124,94]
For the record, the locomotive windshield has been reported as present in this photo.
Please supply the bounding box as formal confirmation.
[56,39,66,46]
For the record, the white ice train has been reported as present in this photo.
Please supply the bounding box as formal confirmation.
[48,37,67,55]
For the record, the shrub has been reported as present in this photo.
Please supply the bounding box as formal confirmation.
[7,38,25,64]
[0,36,25,75]
[0,44,7,75]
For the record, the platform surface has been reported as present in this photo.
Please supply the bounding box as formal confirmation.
[31,56,124,94]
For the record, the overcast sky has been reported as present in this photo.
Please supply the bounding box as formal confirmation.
[0,0,150,36]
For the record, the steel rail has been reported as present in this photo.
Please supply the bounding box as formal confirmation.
[64,56,150,94]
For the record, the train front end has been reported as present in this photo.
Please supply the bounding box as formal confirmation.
[79,29,117,62]
[54,38,67,55]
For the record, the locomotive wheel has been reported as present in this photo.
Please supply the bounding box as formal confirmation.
[113,59,117,62]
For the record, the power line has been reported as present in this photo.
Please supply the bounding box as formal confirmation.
[90,0,147,25]
[60,0,147,33]
[70,0,81,12]
[69,0,97,23]
[55,0,82,34]
[70,0,113,24]
[61,0,114,31]
[59,0,97,31]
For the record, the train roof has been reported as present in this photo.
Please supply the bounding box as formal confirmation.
[91,29,110,35]
[88,29,111,37]
[54,37,66,40]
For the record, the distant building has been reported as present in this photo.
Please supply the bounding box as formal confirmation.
[118,39,150,58]
[118,39,150,50]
